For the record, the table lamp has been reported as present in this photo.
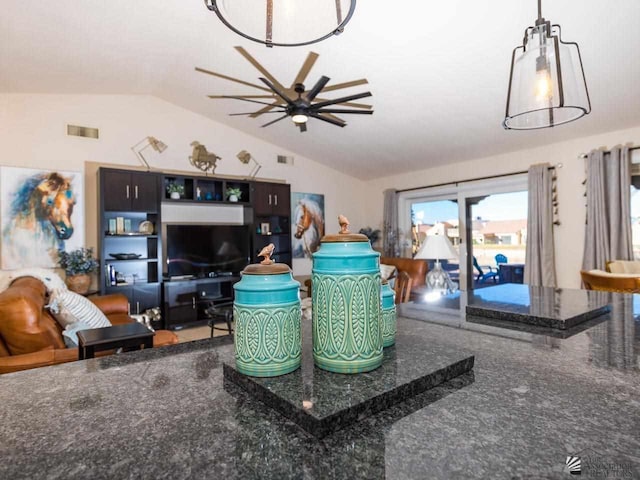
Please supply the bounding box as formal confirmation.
[414,233,458,295]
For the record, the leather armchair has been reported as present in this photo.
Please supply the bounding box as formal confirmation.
[0,276,178,374]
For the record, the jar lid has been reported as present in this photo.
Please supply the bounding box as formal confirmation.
[242,263,291,275]
[321,214,368,243]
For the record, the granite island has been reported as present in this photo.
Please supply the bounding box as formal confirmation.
[0,287,638,479]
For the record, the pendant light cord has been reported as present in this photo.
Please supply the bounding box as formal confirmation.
[538,0,542,21]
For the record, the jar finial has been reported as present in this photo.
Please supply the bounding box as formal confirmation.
[258,243,275,265]
[338,214,350,234]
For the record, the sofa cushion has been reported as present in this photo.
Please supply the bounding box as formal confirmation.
[49,290,111,330]
[606,260,640,274]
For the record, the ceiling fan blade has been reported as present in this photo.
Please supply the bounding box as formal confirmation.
[195,67,272,92]
[249,101,284,118]
[259,77,295,105]
[321,79,369,92]
[229,110,287,116]
[298,123,307,133]
[214,95,280,107]
[234,46,287,91]
[308,112,346,127]
[261,115,289,128]
[320,112,345,124]
[311,91,372,109]
[305,76,330,103]
[316,98,373,109]
[293,52,319,86]
[208,95,276,99]
[315,108,374,115]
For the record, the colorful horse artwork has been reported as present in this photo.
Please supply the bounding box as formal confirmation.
[293,198,325,259]
[1,171,79,269]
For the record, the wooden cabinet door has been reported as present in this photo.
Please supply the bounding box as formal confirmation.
[252,181,272,216]
[271,183,290,216]
[130,173,158,212]
[132,283,160,314]
[163,283,197,327]
[102,170,133,211]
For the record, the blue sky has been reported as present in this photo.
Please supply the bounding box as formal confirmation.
[413,191,528,224]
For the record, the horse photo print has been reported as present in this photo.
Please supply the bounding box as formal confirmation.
[1,167,84,269]
[292,192,325,259]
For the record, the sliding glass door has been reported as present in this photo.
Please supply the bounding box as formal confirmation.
[398,174,528,291]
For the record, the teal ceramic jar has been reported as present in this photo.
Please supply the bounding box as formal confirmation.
[233,263,301,377]
[312,231,383,374]
[381,280,396,347]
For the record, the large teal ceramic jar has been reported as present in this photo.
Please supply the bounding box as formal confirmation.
[312,232,383,374]
[381,280,396,347]
[233,263,301,377]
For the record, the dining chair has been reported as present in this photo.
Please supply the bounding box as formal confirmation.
[580,270,640,293]
[394,271,413,304]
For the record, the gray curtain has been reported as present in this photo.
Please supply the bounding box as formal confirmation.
[524,163,556,286]
[382,189,398,257]
[582,146,633,271]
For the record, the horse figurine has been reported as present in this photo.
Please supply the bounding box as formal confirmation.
[2,172,77,269]
[293,199,324,258]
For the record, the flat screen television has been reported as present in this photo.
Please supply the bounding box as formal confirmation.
[165,224,250,278]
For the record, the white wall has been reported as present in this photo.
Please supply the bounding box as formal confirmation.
[0,94,368,276]
[364,125,640,288]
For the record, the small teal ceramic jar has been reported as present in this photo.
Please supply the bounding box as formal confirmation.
[381,280,396,347]
[312,227,383,374]
[233,262,301,377]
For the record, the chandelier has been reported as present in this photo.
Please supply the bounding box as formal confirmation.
[204,0,357,47]
[503,0,591,130]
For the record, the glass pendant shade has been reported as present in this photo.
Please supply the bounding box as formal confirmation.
[504,22,591,130]
[205,0,357,47]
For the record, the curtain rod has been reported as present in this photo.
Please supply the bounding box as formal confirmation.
[578,145,639,159]
[397,164,560,194]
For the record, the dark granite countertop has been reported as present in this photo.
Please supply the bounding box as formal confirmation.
[1,292,639,479]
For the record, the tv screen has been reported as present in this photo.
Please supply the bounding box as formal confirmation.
[166,224,250,278]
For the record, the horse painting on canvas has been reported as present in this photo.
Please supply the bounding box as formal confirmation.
[1,170,81,269]
[292,193,325,259]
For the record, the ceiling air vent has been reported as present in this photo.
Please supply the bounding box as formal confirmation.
[67,124,99,139]
[277,155,294,165]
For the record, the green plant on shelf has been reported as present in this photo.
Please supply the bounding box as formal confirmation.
[57,247,99,275]
[167,182,184,197]
[225,187,243,201]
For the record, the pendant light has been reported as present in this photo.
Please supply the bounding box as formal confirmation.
[204,0,357,47]
[503,0,591,130]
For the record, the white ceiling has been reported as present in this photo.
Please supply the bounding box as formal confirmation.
[2,1,640,180]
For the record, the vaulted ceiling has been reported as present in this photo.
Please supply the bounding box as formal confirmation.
[2,1,640,179]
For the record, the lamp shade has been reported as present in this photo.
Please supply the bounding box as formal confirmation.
[414,234,458,261]
[503,4,590,130]
[204,0,356,47]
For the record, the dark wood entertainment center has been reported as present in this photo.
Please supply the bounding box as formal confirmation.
[97,167,291,330]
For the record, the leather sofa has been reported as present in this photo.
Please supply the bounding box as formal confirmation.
[380,256,428,288]
[0,276,178,374]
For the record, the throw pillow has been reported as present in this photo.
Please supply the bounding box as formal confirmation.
[62,321,94,348]
[48,289,111,330]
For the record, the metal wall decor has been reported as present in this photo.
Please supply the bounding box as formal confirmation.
[503,0,590,130]
[189,141,221,174]
[204,0,357,47]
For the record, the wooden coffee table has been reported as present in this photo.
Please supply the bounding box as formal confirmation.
[77,322,155,360]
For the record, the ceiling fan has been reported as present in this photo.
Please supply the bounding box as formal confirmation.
[196,46,373,132]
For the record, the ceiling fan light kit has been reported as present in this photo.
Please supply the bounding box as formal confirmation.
[503,0,590,130]
[204,0,357,47]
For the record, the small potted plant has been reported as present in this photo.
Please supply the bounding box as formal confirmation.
[57,247,99,294]
[166,183,185,199]
[225,187,242,202]
[359,227,381,246]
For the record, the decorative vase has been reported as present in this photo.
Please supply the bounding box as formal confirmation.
[233,262,301,377]
[170,191,181,199]
[311,220,383,374]
[66,274,91,294]
[228,194,239,202]
[381,280,397,347]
